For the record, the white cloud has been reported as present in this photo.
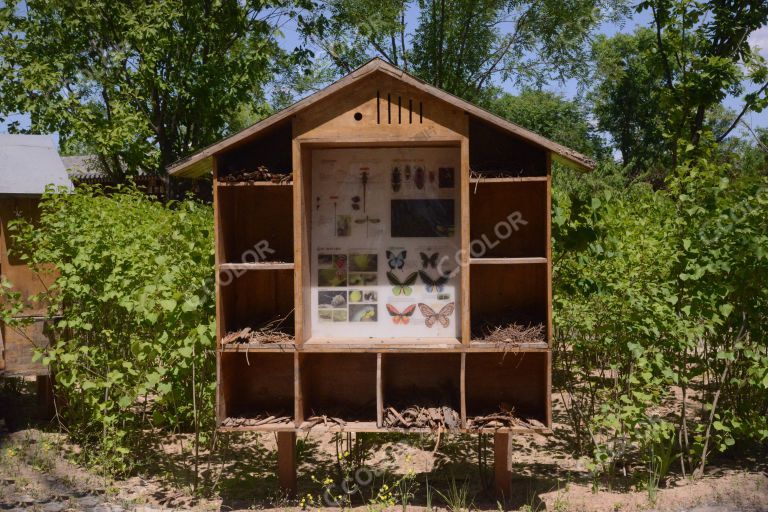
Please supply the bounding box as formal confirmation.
[749,25,768,59]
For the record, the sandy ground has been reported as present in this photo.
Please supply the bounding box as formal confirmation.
[1,378,766,511]
[1,421,766,512]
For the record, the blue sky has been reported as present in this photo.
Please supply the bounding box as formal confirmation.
[2,6,767,144]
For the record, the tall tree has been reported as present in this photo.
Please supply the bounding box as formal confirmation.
[639,0,768,160]
[589,29,668,176]
[302,0,628,102]
[0,0,309,179]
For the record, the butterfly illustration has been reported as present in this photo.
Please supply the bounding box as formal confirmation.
[418,302,455,328]
[387,271,418,296]
[386,304,416,324]
[386,249,406,270]
[420,252,439,269]
[419,270,449,293]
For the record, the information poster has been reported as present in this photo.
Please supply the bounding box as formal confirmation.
[310,148,461,339]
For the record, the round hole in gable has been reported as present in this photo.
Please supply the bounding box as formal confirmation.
[354,112,363,121]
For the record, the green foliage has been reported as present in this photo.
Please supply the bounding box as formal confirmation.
[0,0,309,177]
[489,89,605,158]
[8,186,215,474]
[589,29,668,175]
[589,0,768,182]
[553,139,768,484]
[304,0,628,101]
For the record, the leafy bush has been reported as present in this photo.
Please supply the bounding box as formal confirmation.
[553,152,768,483]
[8,185,215,474]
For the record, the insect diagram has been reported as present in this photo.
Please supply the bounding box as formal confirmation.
[386,249,406,270]
[387,271,418,296]
[386,304,416,324]
[354,215,381,237]
[419,270,449,293]
[418,302,455,328]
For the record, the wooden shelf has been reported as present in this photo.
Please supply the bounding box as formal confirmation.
[465,352,549,426]
[218,185,293,263]
[300,353,378,423]
[219,268,294,334]
[303,337,462,352]
[467,342,548,351]
[220,352,295,422]
[469,180,547,259]
[469,176,547,184]
[219,342,296,352]
[220,422,296,432]
[470,264,548,335]
[217,180,293,187]
[219,262,294,271]
[217,342,549,354]
[470,257,546,265]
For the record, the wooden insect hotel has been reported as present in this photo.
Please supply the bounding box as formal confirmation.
[168,59,595,493]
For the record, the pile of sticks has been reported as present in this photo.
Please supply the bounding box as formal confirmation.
[304,415,347,429]
[469,169,529,180]
[221,313,294,346]
[222,414,292,428]
[466,409,546,430]
[220,326,293,345]
[219,166,293,184]
[474,321,546,345]
[383,405,461,431]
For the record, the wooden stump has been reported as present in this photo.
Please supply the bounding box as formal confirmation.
[277,431,297,493]
[494,432,510,497]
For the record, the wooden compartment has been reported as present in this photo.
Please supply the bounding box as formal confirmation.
[218,185,294,264]
[469,118,547,177]
[470,263,547,342]
[381,354,462,426]
[465,352,548,425]
[219,269,294,336]
[469,180,546,259]
[300,353,377,423]
[220,352,294,422]
[217,121,292,177]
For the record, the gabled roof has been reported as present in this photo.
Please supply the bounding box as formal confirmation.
[0,134,73,196]
[168,58,596,177]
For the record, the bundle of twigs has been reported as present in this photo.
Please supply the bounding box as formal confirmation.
[469,169,528,180]
[383,405,460,431]
[474,321,546,345]
[219,166,293,184]
[221,313,294,345]
[304,415,347,429]
[222,413,292,428]
[221,327,293,345]
[466,408,545,430]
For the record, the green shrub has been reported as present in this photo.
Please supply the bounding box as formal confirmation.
[8,185,215,474]
[553,153,768,482]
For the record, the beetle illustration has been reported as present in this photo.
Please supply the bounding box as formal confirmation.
[391,166,402,192]
[415,166,425,189]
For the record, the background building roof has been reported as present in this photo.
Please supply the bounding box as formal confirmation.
[0,134,73,196]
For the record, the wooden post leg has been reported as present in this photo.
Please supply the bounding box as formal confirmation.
[277,431,297,493]
[494,432,510,498]
[36,375,55,419]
